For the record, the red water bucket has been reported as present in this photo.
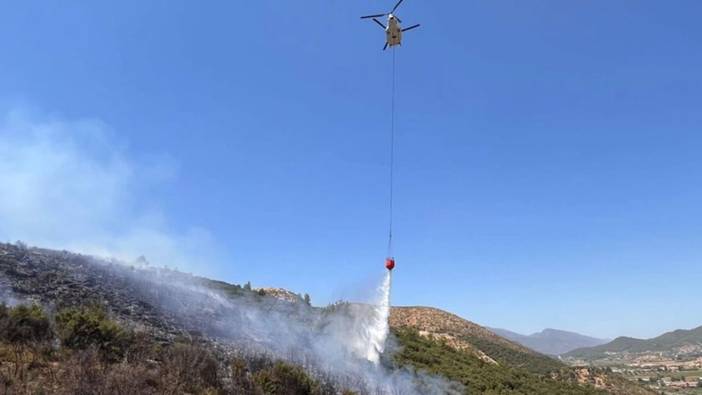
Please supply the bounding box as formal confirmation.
[385,257,395,271]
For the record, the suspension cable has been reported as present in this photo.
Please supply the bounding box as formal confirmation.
[387,47,396,257]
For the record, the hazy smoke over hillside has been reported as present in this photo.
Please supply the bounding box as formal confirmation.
[120,265,458,394]
[1,243,462,394]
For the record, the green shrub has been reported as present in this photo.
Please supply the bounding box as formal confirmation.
[55,305,132,364]
[0,304,52,346]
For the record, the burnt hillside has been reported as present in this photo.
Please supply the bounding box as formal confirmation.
[0,242,461,394]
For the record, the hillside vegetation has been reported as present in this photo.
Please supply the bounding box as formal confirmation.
[393,329,606,395]
[389,307,654,395]
[390,307,564,374]
[0,303,329,394]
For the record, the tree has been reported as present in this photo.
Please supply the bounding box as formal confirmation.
[135,255,149,266]
[303,294,311,306]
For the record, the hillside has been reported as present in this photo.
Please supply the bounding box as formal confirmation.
[491,327,609,356]
[0,242,426,394]
[0,242,654,394]
[389,307,653,395]
[393,329,601,395]
[390,307,562,374]
[395,330,656,395]
[566,326,702,360]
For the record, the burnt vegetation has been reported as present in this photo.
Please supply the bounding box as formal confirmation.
[0,243,363,394]
[2,242,456,395]
[0,302,333,394]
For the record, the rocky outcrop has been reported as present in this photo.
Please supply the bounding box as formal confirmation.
[258,287,304,304]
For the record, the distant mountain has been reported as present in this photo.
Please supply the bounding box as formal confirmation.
[490,327,609,356]
[565,326,702,360]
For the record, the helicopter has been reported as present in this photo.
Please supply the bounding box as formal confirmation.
[361,0,420,50]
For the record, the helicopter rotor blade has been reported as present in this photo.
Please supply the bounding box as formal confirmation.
[383,42,389,51]
[372,18,387,29]
[392,0,405,13]
[395,16,403,23]
[361,13,386,19]
[401,24,420,32]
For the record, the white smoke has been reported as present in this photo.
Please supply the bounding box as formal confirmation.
[73,259,459,394]
[0,107,222,275]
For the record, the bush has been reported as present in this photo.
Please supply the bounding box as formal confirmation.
[160,342,220,394]
[55,305,132,364]
[253,361,322,395]
[0,304,53,377]
[0,304,52,346]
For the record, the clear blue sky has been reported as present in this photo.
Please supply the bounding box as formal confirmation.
[1,1,701,339]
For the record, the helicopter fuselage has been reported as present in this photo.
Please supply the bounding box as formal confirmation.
[385,15,402,47]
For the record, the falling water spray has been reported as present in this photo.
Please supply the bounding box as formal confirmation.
[364,270,392,364]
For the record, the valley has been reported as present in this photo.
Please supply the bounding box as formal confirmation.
[564,331,702,394]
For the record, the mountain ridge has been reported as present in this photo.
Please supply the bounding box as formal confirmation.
[490,327,610,356]
[565,325,702,360]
